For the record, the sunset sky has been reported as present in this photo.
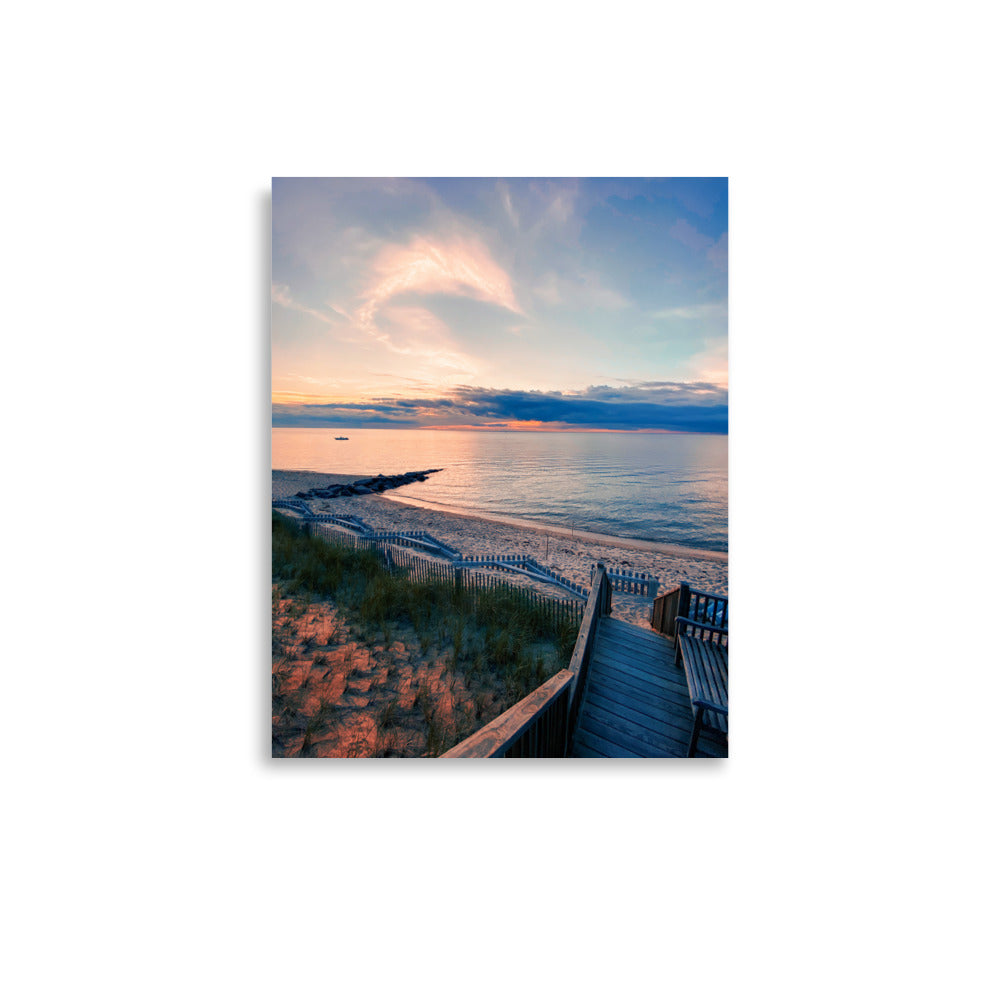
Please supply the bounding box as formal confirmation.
[272,177,727,433]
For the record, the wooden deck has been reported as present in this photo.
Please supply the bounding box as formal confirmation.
[569,616,728,758]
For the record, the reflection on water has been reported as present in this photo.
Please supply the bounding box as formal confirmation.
[272,428,728,551]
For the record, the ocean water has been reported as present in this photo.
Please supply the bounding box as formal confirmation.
[272,428,728,552]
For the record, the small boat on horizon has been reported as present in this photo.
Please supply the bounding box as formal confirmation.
[335,436,349,440]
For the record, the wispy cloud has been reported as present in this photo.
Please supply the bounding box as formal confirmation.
[356,235,523,336]
[271,284,339,327]
[497,180,519,229]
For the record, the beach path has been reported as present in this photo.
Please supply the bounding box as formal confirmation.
[570,617,727,758]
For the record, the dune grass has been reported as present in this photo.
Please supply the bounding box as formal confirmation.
[272,511,578,756]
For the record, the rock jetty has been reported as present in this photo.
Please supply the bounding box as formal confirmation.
[294,469,442,501]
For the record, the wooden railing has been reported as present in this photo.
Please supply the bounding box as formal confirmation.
[651,581,729,637]
[683,583,728,629]
[441,564,613,758]
[590,564,659,598]
[566,564,612,744]
[651,586,682,636]
[441,669,573,757]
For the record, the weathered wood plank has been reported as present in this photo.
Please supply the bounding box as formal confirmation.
[678,635,728,724]
[651,585,681,636]
[595,628,678,668]
[577,704,679,755]
[586,671,677,712]
[571,725,643,758]
[577,716,676,757]
[587,664,683,702]
[591,638,677,674]
[589,654,691,697]
[600,620,675,654]
[589,655,690,698]
[442,670,573,757]
[584,689,699,744]
[602,616,673,641]
[585,688,690,735]
[586,668,691,716]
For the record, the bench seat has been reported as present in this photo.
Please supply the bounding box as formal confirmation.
[675,619,728,756]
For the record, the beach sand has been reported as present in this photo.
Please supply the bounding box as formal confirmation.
[273,469,727,631]
[271,594,517,757]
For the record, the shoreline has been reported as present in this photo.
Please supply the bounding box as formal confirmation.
[272,469,728,629]
[273,467,727,563]
[382,491,728,563]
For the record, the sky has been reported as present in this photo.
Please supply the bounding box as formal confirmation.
[272,178,727,433]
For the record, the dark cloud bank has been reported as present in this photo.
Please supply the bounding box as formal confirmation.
[273,383,728,434]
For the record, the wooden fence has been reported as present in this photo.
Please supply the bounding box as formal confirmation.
[368,530,461,559]
[281,500,592,601]
[454,554,589,599]
[299,520,585,638]
[590,564,659,598]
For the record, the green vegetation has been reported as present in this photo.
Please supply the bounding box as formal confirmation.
[272,510,579,738]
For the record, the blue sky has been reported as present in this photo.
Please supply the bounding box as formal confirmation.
[272,177,727,432]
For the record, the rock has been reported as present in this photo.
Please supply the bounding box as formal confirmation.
[352,485,372,495]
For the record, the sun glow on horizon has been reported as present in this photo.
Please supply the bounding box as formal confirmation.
[272,178,727,434]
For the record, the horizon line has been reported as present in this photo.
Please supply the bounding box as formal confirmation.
[271,424,727,435]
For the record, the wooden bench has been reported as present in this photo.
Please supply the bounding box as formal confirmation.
[674,616,728,756]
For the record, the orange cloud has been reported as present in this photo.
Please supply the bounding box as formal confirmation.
[356,235,522,334]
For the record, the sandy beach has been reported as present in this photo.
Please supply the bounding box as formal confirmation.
[273,469,728,630]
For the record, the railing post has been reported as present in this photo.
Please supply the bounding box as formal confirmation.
[676,582,691,634]
[596,562,611,615]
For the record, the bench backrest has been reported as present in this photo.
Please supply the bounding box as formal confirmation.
[676,616,728,650]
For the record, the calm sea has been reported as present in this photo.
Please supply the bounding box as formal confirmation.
[271,428,728,552]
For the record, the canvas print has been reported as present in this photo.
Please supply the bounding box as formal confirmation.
[271,178,728,757]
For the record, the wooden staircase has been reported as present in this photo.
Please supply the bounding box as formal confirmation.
[569,617,728,758]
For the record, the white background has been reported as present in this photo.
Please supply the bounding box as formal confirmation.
[3,3,997,998]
